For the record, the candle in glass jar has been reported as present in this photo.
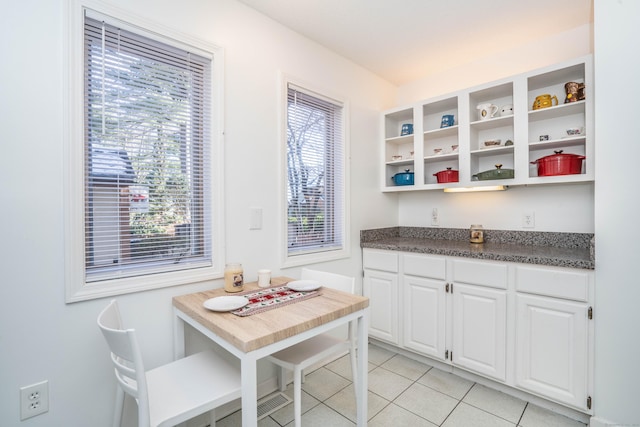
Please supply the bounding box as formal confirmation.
[224,263,244,292]
[470,225,484,244]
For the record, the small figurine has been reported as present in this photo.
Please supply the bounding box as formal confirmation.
[564,81,581,103]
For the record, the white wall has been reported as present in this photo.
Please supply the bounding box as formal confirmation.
[394,25,595,233]
[0,0,396,425]
[397,24,593,105]
[591,0,640,424]
[399,183,594,232]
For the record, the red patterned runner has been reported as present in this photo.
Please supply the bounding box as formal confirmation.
[231,285,321,317]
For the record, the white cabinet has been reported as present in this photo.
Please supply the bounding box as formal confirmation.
[514,265,593,410]
[515,294,589,409]
[450,259,508,381]
[452,283,507,382]
[402,254,507,381]
[381,55,593,191]
[363,250,399,344]
[402,253,447,359]
[363,249,594,413]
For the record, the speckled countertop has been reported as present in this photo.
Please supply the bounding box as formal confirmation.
[361,227,595,270]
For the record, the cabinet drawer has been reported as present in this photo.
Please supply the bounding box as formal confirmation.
[516,266,590,302]
[452,259,508,289]
[363,249,398,272]
[403,253,446,279]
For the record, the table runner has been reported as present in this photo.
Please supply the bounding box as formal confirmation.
[231,285,321,317]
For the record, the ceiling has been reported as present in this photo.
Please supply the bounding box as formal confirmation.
[238,0,593,86]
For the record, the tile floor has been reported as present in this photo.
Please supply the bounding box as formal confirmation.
[217,343,587,427]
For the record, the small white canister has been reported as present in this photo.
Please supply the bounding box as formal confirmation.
[257,269,271,288]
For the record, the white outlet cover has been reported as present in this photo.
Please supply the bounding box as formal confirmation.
[20,380,49,420]
[522,212,535,228]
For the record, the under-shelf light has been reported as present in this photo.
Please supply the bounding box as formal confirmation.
[443,185,508,193]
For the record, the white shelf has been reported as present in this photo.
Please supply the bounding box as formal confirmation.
[424,153,459,163]
[529,136,586,149]
[385,158,414,166]
[528,101,585,122]
[385,134,414,145]
[424,125,458,136]
[470,115,514,130]
[471,145,515,158]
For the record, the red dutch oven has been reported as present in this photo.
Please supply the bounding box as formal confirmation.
[434,167,459,183]
[531,150,585,176]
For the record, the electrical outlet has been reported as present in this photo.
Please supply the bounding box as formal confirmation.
[431,208,439,226]
[522,211,535,228]
[20,380,49,420]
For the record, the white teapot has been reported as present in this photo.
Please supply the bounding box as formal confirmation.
[477,103,498,120]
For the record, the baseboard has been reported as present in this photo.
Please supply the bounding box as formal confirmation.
[589,416,620,427]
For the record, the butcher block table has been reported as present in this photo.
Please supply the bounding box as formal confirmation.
[172,276,370,426]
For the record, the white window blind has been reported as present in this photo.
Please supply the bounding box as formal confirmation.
[83,15,213,282]
[286,84,344,256]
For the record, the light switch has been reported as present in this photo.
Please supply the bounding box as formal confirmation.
[249,207,263,230]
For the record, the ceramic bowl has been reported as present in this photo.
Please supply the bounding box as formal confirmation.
[566,127,583,136]
[483,139,501,147]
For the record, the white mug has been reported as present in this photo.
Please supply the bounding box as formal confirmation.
[257,269,271,287]
[477,103,498,120]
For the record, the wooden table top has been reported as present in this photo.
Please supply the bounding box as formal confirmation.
[173,276,369,353]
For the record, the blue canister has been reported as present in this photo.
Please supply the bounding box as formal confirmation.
[440,114,455,128]
[400,123,413,136]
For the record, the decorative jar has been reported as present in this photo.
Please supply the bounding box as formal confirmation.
[224,263,244,293]
[470,225,484,244]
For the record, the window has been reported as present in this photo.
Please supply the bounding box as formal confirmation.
[283,81,349,266]
[65,3,224,302]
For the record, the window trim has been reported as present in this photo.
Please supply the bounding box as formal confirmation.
[64,0,225,302]
[279,74,350,268]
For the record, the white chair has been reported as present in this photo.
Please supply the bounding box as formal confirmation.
[267,268,357,427]
[97,300,242,427]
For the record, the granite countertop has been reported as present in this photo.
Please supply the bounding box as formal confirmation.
[361,227,595,270]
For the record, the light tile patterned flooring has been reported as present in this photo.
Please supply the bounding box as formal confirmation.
[217,343,587,427]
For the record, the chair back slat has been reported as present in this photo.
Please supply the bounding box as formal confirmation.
[97,300,151,426]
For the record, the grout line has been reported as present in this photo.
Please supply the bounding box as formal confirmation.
[438,382,476,426]
[517,402,529,426]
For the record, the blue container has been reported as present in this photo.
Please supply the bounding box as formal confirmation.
[400,123,413,136]
[392,170,414,186]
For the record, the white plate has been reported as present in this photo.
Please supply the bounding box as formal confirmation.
[203,296,249,312]
[287,279,322,292]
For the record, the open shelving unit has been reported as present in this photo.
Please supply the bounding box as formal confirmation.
[380,55,593,191]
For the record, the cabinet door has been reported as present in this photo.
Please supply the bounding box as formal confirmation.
[363,270,399,344]
[403,275,446,360]
[516,293,588,409]
[452,283,507,381]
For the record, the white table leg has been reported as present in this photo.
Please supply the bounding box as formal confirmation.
[241,357,258,427]
[173,308,185,360]
[355,310,369,427]
[356,311,369,426]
